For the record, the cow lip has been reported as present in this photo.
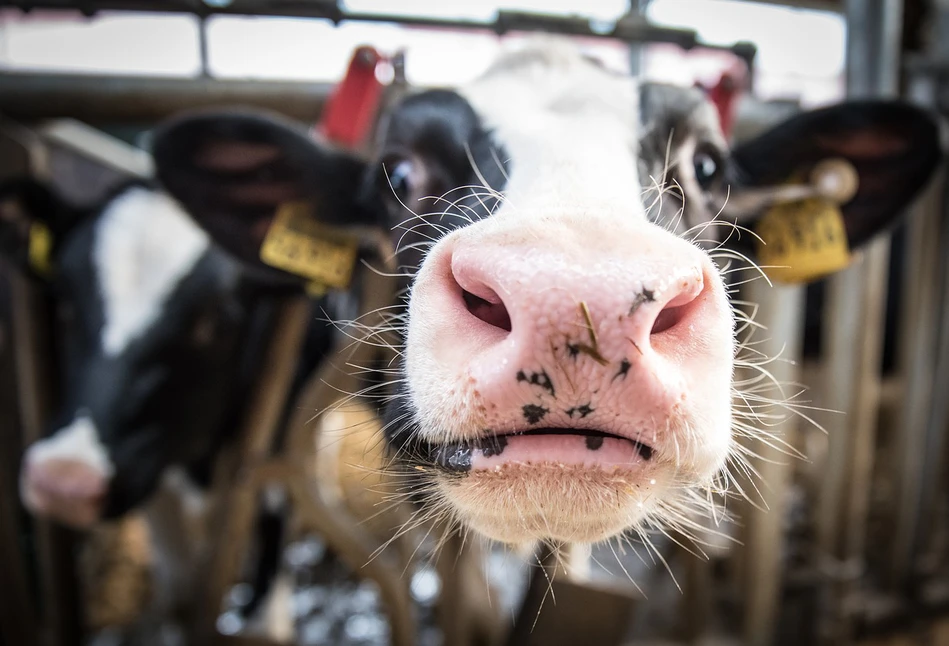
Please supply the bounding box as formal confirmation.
[490,428,654,461]
[423,428,655,472]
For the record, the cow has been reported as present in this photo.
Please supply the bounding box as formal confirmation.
[151,40,941,554]
[0,177,345,629]
[1,178,269,526]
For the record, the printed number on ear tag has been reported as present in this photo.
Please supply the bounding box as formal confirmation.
[754,197,851,284]
[259,202,359,291]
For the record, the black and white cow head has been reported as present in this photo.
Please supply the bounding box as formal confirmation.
[1,179,260,528]
[152,41,940,546]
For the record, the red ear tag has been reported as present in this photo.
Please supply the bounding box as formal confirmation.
[318,46,388,148]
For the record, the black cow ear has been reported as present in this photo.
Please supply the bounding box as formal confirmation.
[723,101,942,250]
[0,178,80,278]
[151,108,381,288]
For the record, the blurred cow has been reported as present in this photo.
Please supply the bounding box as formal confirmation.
[0,177,347,632]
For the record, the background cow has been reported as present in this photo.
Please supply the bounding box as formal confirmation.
[0,177,344,632]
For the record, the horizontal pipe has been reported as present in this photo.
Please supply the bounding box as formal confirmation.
[0,72,332,124]
[3,2,757,64]
[7,2,697,45]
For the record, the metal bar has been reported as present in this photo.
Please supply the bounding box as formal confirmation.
[279,268,421,646]
[0,73,332,124]
[9,271,84,646]
[1,2,757,63]
[4,2,692,45]
[198,15,210,79]
[887,167,945,586]
[814,1,903,641]
[194,296,311,645]
[888,9,949,591]
[0,264,39,646]
[739,281,806,646]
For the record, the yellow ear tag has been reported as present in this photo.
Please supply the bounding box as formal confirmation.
[754,197,851,284]
[28,222,54,277]
[259,201,359,291]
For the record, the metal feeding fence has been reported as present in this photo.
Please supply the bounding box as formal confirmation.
[1,2,949,646]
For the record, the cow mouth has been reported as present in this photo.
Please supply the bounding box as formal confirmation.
[425,428,654,473]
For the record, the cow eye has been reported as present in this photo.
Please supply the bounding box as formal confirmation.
[383,158,415,204]
[693,148,722,189]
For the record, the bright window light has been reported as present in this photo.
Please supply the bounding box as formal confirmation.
[645,0,846,105]
[0,10,201,76]
[0,1,845,106]
[341,0,630,22]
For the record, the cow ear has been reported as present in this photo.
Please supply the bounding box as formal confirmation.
[0,178,80,278]
[723,101,942,250]
[151,109,382,287]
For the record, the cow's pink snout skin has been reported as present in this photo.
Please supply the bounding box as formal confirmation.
[409,217,733,453]
[404,217,735,542]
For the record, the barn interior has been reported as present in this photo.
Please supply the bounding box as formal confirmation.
[1,1,948,645]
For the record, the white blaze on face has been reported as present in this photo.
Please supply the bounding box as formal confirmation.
[460,41,644,220]
[26,413,115,477]
[95,187,209,356]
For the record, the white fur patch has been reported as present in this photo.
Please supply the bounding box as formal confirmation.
[28,413,115,477]
[460,40,643,218]
[94,187,209,355]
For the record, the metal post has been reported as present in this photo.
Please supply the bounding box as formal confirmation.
[0,266,39,646]
[888,165,948,588]
[626,0,651,76]
[9,272,84,646]
[198,16,211,79]
[815,0,902,642]
[888,1,949,592]
[740,281,806,646]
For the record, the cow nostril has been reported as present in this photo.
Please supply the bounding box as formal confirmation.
[462,289,512,332]
[650,276,704,336]
[451,251,512,333]
[651,304,687,335]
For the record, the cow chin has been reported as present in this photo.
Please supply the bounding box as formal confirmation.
[433,462,670,544]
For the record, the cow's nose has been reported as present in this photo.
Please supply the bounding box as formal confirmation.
[450,244,705,348]
[21,456,108,528]
[406,219,729,450]
[444,237,708,379]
